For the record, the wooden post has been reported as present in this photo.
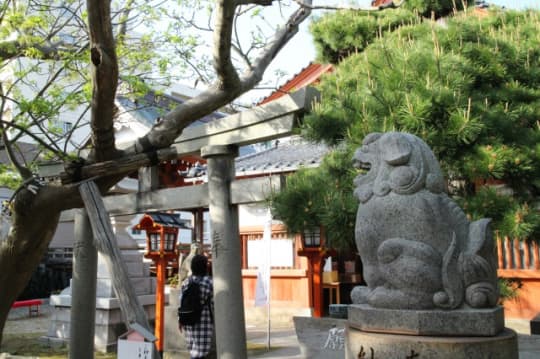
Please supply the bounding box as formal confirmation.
[312,254,324,318]
[513,239,522,269]
[505,236,513,269]
[298,251,326,318]
[78,181,159,358]
[524,239,531,269]
[69,209,97,359]
[533,241,540,270]
[202,145,247,359]
[496,236,504,270]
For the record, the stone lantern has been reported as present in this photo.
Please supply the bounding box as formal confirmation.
[297,226,331,318]
[134,212,187,355]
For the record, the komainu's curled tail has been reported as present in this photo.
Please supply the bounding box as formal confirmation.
[433,234,463,309]
[460,218,499,308]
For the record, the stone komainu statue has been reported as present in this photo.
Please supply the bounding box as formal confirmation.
[351,132,499,310]
[178,242,201,284]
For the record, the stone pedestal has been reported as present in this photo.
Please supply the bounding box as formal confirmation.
[164,287,188,353]
[45,215,159,352]
[47,290,157,352]
[346,326,519,359]
[348,304,504,336]
[346,304,519,359]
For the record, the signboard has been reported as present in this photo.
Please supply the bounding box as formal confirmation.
[118,339,153,359]
[248,238,293,268]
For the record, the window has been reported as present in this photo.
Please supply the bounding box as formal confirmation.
[242,228,296,270]
[50,120,73,134]
[62,121,73,133]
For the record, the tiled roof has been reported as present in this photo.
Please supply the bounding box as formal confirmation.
[116,91,226,128]
[144,212,191,228]
[258,63,333,105]
[0,142,41,166]
[235,136,329,176]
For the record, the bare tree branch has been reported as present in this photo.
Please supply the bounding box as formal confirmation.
[0,40,84,61]
[121,0,311,155]
[86,0,119,162]
[240,0,312,88]
[0,86,32,179]
[0,0,13,25]
[213,0,241,89]
[0,116,66,157]
[237,0,273,5]
[116,0,135,39]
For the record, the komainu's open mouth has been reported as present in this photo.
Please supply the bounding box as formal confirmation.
[356,161,371,171]
[353,157,371,174]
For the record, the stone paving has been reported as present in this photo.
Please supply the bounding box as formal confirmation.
[3,300,540,358]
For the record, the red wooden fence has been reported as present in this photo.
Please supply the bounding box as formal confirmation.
[496,236,540,270]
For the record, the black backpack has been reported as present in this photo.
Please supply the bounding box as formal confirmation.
[178,279,203,326]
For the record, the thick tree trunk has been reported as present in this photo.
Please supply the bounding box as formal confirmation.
[0,174,136,347]
[0,188,62,347]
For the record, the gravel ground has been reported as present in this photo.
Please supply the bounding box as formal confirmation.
[4,299,52,335]
[3,300,540,359]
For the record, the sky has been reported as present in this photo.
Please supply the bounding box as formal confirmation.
[247,0,540,104]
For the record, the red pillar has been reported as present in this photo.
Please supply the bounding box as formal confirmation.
[155,256,167,353]
[311,254,324,318]
[298,250,327,318]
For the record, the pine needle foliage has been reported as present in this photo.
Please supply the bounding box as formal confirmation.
[271,146,358,249]
[273,6,540,249]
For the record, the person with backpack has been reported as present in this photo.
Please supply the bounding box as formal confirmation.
[178,254,214,359]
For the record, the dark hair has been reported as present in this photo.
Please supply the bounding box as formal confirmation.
[191,254,208,276]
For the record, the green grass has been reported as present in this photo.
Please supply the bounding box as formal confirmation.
[1,333,116,358]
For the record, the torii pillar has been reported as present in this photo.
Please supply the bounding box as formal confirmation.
[202,145,247,359]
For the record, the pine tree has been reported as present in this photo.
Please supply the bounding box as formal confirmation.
[272,4,540,250]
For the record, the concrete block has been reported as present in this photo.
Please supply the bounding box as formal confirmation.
[96,277,154,298]
[94,322,127,353]
[49,294,71,307]
[164,305,187,351]
[47,321,70,339]
[125,261,146,277]
[143,262,151,276]
[121,251,145,263]
[96,258,146,278]
[50,306,71,322]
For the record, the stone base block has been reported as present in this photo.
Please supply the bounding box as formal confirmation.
[346,327,519,359]
[293,316,347,359]
[46,295,157,353]
[348,304,504,336]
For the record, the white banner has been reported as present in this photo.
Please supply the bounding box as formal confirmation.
[254,211,272,307]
